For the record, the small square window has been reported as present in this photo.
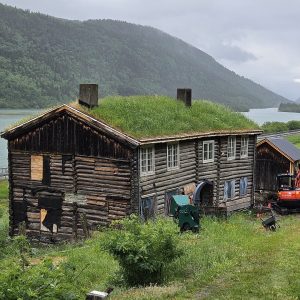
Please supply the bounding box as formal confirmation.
[203,140,214,163]
[227,137,236,160]
[224,180,236,200]
[167,143,180,170]
[164,188,179,216]
[140,195,156,220]
[240,177,248,196]
[240,136,249,158]
[140,147,155,176]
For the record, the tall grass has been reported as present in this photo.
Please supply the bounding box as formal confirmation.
[79,96,258,138]
[287,135,300,148]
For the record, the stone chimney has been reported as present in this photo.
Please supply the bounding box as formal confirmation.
[177,88,192,107]
[79,84,98,109]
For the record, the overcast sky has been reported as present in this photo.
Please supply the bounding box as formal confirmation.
[2,0,300,100]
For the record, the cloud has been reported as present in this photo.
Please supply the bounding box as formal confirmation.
[294,79,300,83]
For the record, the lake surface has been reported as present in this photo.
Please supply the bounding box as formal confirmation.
[1,107,300,168]
[242,107,300,125]
[0,109,40,168]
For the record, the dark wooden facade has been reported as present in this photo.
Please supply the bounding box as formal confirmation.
[256,139,300,192]
[2,105,260,243]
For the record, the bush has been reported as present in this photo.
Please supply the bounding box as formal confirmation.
[287,120,300,130]
[261,121,289,133]
[102,215,182,286]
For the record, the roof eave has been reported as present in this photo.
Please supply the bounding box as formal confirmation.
[0,105,140,148]
[138,129,262,145]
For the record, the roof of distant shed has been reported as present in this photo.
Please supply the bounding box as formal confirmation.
[257,137,300,162]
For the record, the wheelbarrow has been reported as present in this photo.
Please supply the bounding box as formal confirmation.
[261,213,279,231]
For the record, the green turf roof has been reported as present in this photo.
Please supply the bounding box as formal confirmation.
[75,95,259,139]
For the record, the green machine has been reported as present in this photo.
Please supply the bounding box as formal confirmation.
[169,195,200,232]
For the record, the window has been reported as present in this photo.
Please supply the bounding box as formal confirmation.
[31,155,43,180]
[203,140,214,163]
[164,188,179,216]
[240,177,248,196]
[227,136,236,160]
[140,194,156,220]
[240,136,249,158]
[140,146,155,176]
[167,143,179,170]
[31,155,50,185]
[224,180,235,200]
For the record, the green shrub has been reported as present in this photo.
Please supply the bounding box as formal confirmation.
[0,180,8,200]
[287,120,300,130]
[261,121,289,133]
[102,215,182,286]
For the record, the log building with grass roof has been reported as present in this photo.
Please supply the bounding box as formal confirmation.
[1,84,261,243]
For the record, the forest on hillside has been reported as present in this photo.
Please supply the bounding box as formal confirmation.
[0,3,290,110]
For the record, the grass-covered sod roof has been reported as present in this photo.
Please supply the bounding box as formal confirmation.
[75,96,259,139]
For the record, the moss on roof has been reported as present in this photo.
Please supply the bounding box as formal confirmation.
[73,95,259,139]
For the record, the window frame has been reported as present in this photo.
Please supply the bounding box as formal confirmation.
[240,136,249,158]
[167,143,180,170]
[240,177,248,197]
[140,193,156,220]
[227,136,236,160]
[203,140,215,163]
[140,146,155,176]
[224,179,236,201]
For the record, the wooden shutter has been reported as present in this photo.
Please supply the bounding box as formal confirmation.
[31,155,43,180]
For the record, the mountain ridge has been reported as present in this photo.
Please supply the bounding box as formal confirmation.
[0,3,290,110]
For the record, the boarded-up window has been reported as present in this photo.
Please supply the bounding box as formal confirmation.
[140,195,156,220]
[240,177,248,196]
[31,155,51,185]
[31,155,43,180]
[224,180,235,200]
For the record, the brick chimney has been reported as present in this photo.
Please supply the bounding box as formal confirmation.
[79,84,98,109]
[177,88,192,107]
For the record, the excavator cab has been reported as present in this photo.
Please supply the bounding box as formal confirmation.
[277,174,295,191]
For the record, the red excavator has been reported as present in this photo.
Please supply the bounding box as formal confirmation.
[273,172,300,213]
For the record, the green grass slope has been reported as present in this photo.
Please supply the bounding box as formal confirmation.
[1,209,300,299]
[79,96,259,138]
[0,3,290,110]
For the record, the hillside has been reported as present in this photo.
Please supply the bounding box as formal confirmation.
[0,3,290,110]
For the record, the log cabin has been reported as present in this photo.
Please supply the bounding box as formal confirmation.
[1,84,261,243]
[256,137,300,192]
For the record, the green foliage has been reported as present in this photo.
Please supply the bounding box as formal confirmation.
[102,215,182,286]
[279,102,300,113]
[0,259,80,300]
[261,121,289,133]
[0,180,8,201]
[287,135,300,148]
[0,3,289,110]
[261,120,300,133]
[287,120,300,130]
[82,96,258,138]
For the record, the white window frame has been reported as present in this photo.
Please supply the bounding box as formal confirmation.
[240,136,249,158]
[227,136,236,160]
[140,146,155,176]
[203,140,215,163]
[167,143,180,170]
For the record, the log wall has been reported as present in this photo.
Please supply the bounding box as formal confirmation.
[9,151,132,243]
[7,113,134,243]
[139,135,256,215]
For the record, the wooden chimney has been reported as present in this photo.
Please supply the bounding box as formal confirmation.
[177,88,192,107]
[79,84,98,109]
